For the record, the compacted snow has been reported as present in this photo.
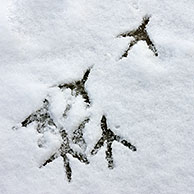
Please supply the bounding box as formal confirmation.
[0,0,194,194]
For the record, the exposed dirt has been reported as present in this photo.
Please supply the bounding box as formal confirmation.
[91,115,136,169]
[58,68,91,106]
[117,16,158,58]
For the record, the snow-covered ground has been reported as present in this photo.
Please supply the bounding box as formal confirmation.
[1,0,194,193]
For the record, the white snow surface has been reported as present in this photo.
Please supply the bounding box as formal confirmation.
[1,0,194,193]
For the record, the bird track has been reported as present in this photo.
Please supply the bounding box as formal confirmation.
[13,66,137,182]
[11,15,158,181]
[117,16,158,58]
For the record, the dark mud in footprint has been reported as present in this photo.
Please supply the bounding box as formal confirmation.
[91,115,136,169]
[19,99,89,182]
[58,68,91,106]
[117,16,158,58]
[40,129,89,182]
[63,104,72,118]
[21,99,56,133]
[72,118,90,151]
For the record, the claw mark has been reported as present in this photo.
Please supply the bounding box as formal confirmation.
[21,99,56,133]
[117,16,158,58]
[72,118,90,151]
[63,104,71,118]
[91,115,136,169]
[40,129,89,182]
[58,68,91,106]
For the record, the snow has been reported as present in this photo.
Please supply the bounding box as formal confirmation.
[0,0,194,193]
